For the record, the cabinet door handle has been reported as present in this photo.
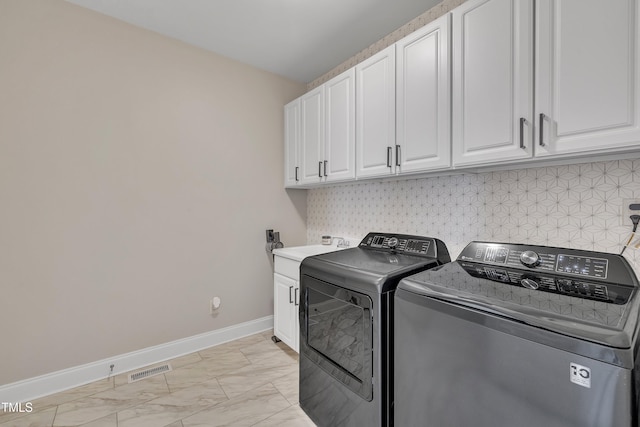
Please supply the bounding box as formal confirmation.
[318,161,322,178]
[539,113,547,147]
[289,286,293,304]
[395,145,401,166]
[386,147,392,168]
[294,288,299,306]
[519,118,526,149]
[324,160,328,177]
[295,166,299,182]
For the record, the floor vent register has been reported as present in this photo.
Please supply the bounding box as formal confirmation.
[128,363,173,383]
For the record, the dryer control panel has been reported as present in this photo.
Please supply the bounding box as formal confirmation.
[359,232,448,259]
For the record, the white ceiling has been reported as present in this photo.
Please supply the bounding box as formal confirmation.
[64,0,442,83]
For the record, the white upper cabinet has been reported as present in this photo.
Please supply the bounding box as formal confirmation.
[356,45,397,178]
[396,14,452,174]
[293,69,355,186]
[452,0,534,167]
[535,0,640,157]
[325,69,356,182]
[285,0,640,186]
[284,99,300,187]
[299,86,325,185]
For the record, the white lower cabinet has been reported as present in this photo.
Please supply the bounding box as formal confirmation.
[273,255,301,352]
[273,272,299,352]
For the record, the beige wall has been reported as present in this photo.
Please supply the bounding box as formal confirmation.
[0,0,307,385]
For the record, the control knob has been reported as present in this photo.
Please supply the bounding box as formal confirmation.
[387,237,399,249]
[521,278,539,290]
[520,250,540,268]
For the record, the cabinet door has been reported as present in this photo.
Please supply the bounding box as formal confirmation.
[535,0,640,157]
[292,281,300,352]
[300,86,325,184]
[325,68,356,182]
[452,0,533,167]
[274,273,297,351]
[356,45,396,178]
[396,14,451,174]
[284,99,300,187]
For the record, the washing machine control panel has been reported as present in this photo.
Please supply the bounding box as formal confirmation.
[457,241,638,301]
[459,261,631,305]
[460,242,610,279]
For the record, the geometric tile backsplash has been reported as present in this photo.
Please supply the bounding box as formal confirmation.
[307,159,640,272]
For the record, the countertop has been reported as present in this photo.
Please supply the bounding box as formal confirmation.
[272,238,359,262]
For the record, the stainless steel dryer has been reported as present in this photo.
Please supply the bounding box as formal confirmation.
[299,232,450,427]
[395,241,640,427]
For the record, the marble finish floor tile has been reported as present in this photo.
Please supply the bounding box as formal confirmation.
[252,404,317,427]
[181,383,290,427]
[78,413,117,427]
[116,378,228,427]
[216,358,298,399]
[5,330,316,426]
[164,351,252,393]
[271,371,299,405]
[53,373,171,425]
[0,407,57,427]
[0,379,115,425]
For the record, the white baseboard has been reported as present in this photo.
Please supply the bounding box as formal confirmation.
[0,315,274,403]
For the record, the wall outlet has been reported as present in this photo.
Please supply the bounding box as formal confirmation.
[210,297,221,313]
[621,199,640,225]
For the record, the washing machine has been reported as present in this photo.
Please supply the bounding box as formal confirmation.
[394,241,640,427]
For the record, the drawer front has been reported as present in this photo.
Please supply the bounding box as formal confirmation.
[274,256,301,280]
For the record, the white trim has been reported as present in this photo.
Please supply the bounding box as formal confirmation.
[0,316,274,403]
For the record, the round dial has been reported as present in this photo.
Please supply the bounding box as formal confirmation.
[520,250,540,268]
[521,278,539,290]
[387,237,399,248]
